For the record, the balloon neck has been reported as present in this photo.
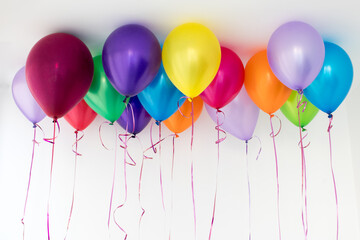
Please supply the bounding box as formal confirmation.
[123,96,129,103]
[109,122,114,126]
[52,118,57,123]
[131,134,136,138]
[328,114,333,119]
[187,98,193,103]
[270,114,275,118]
[245,140,248,144]
[297,89,304,95]
[175,134,179,138]
[301,127,307,132]
[33,124,37,128]
[75,130,79,134]
[155,120,161,126]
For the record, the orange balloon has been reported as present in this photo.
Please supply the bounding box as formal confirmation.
[244,50,291,115]
[164,97,203,134]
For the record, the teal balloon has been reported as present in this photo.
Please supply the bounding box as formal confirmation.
[304,42,353,115]
[138,64,185,121]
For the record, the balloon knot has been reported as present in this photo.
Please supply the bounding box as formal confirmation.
[155,120,161,126]
[187,98,193,103]
[123,96,129,103]
[52,119,57,123]
[328,114,333,119]
[297,89,304,95]
[270,114,275,118]
[301,127,307,132]
[74,130,78,134]
[131,134,136,139]
[33,124,37,128]
[175,134,179,138]
[245,140,248,144]
[109,122,114,126]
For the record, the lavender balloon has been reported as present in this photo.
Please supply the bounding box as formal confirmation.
[102,24,161,97]
[117,96,152,135]
[267,21,325,90]
[12,67,46,124]
[206,87,259,141]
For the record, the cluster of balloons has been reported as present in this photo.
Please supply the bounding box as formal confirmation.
[12,21,353,139]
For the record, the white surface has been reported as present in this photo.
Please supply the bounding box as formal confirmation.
[1,0,360,239]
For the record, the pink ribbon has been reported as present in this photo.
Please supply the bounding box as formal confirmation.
[297,90,309,240]
[64,130,84,240]
[327,114,339,240]
[269,114,282,240]
[46,119,60,240]
[208,109,226,240]
[245,141,252,240]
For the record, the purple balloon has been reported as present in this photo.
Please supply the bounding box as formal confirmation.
[102,24,161,97]
[267,21,325,90]
[206,87,259,141]
[12,67,46,124]
[117,96,152,135]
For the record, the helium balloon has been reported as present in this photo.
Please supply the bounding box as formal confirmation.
[26,33,94,119]
[267,21,325,90]
[206,87,259,141]
[244,50,291,115]
[280,91,319,128]
[138,63,185,122]
[200,47,244,109]
[162,23,221,98]
[84,56,128,123]
[102,24,161,97]
[117,96,152,135]
[12,66,46,124]
[164,97,203,134]
[304,42,353,115]
[64,99,97,131]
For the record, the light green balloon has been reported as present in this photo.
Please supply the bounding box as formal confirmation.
[84,55,129,123]
[280,91,319,128]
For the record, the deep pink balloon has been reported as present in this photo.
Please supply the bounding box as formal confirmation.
[200,47,244,109]
[26,33,94,120]
[206,87,259,141]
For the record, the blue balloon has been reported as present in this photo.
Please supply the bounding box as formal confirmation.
[304,42,353,115]
[117,96,152,135]
[138,64,185,122]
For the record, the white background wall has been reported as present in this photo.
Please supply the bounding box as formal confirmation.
[1,0,360,239]
[1,83,359,240]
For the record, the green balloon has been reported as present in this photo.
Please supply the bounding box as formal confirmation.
[84,55,128,123]
[280,91,319,128]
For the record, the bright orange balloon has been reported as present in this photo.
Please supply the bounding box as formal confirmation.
[244,50,291,115]
[164,97,203,134]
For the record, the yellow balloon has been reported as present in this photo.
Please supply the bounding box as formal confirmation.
[162,23,221,98]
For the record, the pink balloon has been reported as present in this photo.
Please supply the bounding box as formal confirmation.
[200,47,244,109]
[206,87,259,141]
[26,33,94,120]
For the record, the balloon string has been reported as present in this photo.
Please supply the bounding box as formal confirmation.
[144,122,177,155]
[158,122,166,213]
[47,120,58,240]
[269,115,282,138]
[246,141,252,240]
[107,124,118,236]
[208,110,225,240]
[190,99,197,240]
[297,92,308,240]
[328,114,339,240]
[44,121,60,144]
[99,121,114,150]
[64,131,83,240]
[119,133,137,166]
[113,126,128,240]
[269,115,281,240]
[251,136,262,161]
[21,125,39,240]
[168,135,177,240]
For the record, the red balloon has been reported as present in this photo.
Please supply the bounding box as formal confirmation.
[26,33,94,120]
[200,47,244,109]
[64,99,97,131]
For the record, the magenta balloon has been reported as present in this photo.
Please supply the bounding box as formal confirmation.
[12,67,46,124]
[200,47,244,109]
[267,21,325,90]
[26,33,94,119]
[205,87,259,141]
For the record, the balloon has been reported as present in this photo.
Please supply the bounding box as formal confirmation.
[304,42,353,115]
[102,24,161,97]
[244,50,291,115]
[200,47,244,109]
[64,99,97,131]
[206,87,259,141]
[280,91,319,128]
[117,96,152,135]
[267,21,325,90]
[84,56,128,123]
[162,23,221,98]
[12,66,46,124]
[138,63,185,122]
[164,97,203,134]
[26,33,94,119]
